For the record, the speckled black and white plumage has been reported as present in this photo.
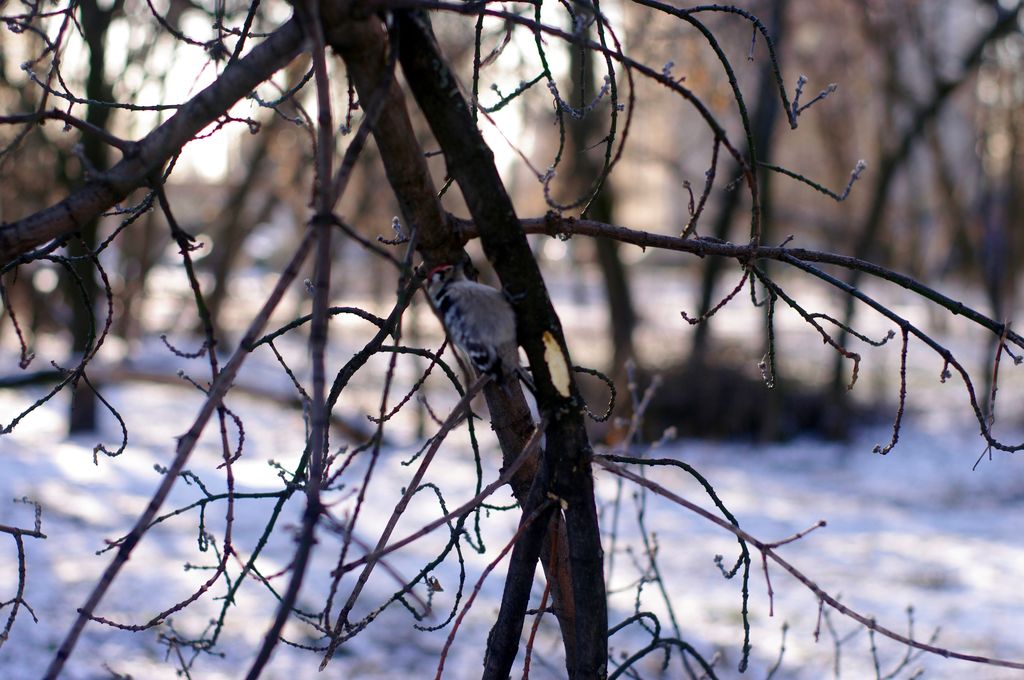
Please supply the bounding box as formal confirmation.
[427,264,520,384]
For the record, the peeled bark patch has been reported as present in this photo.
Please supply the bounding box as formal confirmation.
[543,331,571,398]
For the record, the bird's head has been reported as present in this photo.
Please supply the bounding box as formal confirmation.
[427,263,454,283]
[426,263,463,292]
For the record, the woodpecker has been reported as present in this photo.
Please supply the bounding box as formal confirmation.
[426,263,525,390]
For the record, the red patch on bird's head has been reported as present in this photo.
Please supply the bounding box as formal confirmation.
[427,264,453,280]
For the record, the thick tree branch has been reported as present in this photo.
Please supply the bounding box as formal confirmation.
[320,1,457,261]
[0,18,304,267]
[318,2,581,670]
[454,213,1024,454]
[397,11,607,678]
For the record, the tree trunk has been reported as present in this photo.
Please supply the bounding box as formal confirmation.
[566,26,637,376]
[827,5,1022,420]
[66,0,116,433]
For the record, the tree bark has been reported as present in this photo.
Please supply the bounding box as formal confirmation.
[320,5,588,673]
[395,12,607,678]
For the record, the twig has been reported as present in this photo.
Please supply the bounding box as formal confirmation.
[435,499,556,680]
[594,457,1024,671]
[42,227,316,680]
[322,375,490,666]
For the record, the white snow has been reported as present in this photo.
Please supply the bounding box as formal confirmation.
[2,272,1024,679]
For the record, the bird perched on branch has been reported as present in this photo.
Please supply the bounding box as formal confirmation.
[426,262,531,393]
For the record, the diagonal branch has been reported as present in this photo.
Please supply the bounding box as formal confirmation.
[42,226,317,680]
[830,2,1024,392]
[0,18,304,266]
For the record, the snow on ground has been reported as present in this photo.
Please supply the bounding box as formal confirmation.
[601,426,1024,679]
[2,264,1024,679]
[1,346,1023,679]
